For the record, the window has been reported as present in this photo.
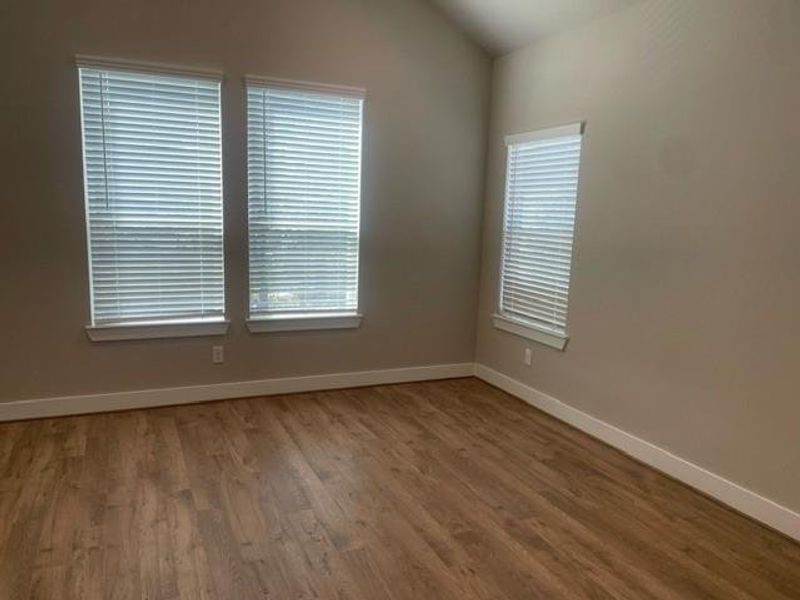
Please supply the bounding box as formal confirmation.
[245,78,364,332]
[77,59,226,341]
[494,123,584,350]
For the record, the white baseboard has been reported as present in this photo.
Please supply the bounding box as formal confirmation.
[4,360,798,543]
[474,363,800,543]
[0,363,474,423]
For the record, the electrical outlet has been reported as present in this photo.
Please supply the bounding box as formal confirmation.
[212,345,224,365]
[524,347,532,366]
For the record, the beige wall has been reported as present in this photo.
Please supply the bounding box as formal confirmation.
[476,0,800,512]
[0,0,490,402]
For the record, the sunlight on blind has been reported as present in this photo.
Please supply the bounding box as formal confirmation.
[247,82,363,318]
[78,66,224,325]
[500,125,583,336]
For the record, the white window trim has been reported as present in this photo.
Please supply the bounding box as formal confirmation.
[86,318,230,342]
[77,56,227,340]
[245,76,365,327]
[505,122,584,146]
[247,313,362,333]
[493,313,568,351]
[495,120,585,352]
[243,75,366,99]
[75,55,223,80]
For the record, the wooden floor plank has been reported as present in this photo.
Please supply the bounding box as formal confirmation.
[1,377,799,599]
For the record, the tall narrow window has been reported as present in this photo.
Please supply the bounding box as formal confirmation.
[246,78,364,332]
[78,60,225,340]
[494,123,584,350]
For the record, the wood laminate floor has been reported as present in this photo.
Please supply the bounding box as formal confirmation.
[1,378,799,599]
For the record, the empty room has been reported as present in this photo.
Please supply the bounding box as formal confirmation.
[1,0,799,597]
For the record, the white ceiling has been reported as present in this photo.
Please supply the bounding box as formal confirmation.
[432,0,642,55]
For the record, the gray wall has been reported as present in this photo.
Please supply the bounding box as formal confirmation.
[0,0,490,402]
[476,0,800,513]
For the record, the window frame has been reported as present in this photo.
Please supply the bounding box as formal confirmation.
[494,122,585,351]
[76,56,228,341]
[243,76,366,333]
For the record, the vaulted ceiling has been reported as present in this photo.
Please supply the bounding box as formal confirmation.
[431,0,642,56]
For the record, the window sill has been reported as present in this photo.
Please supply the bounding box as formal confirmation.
[86,319,229,342]
[492,314,568,351]
[247,313,362,333]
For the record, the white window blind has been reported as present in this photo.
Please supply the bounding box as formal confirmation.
[499,123,584,338]
[78,63,224,326]
[246,79,364,319]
